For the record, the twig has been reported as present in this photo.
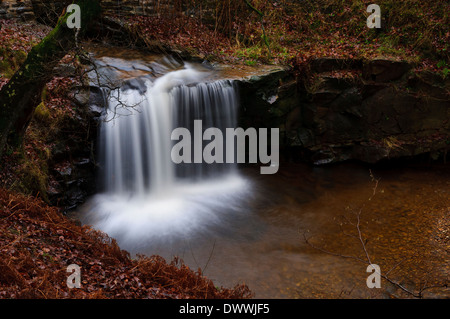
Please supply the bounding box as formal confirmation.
[202,240,216,274]
[302,170,447,298]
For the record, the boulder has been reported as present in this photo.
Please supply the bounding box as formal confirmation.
[363,58,411,82]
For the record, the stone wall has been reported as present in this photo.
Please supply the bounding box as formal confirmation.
[0,0,170,22]
[0,0,34,21]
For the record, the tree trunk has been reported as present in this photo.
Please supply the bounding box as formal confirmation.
[0,0,101,159]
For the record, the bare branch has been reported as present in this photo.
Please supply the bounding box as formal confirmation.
[302,170,447,299]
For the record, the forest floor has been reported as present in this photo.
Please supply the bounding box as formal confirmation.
[0,188,252,298]
[122,0,449,76]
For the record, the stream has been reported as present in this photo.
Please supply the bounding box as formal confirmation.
[79,48,449,299]
[107,162,448,299]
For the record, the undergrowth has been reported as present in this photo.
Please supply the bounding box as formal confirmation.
[128,0,449,74]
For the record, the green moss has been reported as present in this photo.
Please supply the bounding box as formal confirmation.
[12,156,49,203]
[34,102,51,122]
[12,50,27,69]
[20,0,102,78]
[0,48,27,78]
[0,60,13,78]
[41,86,49,101]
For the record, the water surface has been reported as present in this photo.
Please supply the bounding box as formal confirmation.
[84,162,449,298]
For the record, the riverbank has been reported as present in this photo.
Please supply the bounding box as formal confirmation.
[0,188,252,298]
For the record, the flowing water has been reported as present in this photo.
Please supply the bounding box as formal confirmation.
[81,50,449,299]
[83,58,248,244]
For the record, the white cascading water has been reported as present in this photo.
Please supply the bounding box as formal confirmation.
[83,64,250,248]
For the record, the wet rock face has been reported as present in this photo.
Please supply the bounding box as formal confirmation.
[49,157,97,212]
[237,58,450,164]
[46,86,106,213]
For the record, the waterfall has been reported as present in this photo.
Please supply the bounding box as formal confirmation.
[100,64,239,194]
[83,63,250,246]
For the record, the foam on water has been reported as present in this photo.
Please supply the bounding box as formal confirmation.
[83,174,250,246]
